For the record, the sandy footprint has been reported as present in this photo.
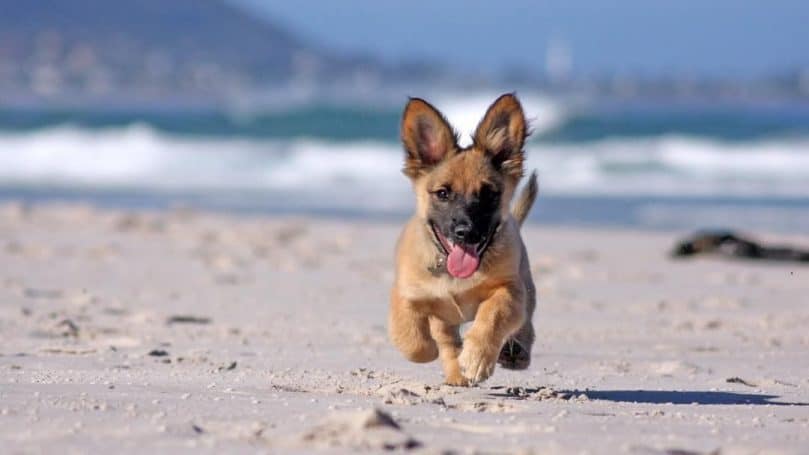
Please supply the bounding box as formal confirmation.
[297,408,420,451]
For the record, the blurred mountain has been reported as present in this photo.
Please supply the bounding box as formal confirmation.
[0,0,805,107]
[0,0,400,105]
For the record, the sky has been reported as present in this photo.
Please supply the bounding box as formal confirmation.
[234,0,808,79]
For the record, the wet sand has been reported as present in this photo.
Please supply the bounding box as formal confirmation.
[1,203,807,453]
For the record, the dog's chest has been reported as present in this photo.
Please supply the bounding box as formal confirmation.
[416,275,484,323]
[447,293,480,322]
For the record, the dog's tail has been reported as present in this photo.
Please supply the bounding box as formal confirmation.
[512,171,538,228]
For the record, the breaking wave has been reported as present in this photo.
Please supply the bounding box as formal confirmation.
[1,125,808,205]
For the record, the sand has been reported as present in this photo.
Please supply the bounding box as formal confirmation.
[0,202,807,454]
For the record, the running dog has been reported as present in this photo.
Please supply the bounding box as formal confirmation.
[388,93,538,385]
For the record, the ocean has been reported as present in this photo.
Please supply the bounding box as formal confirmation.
[1,92,808,232]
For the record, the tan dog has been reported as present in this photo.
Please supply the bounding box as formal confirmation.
[389,93,538,386]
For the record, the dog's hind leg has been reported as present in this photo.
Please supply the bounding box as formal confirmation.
[498,323,534,370]
[429,317,468,386]
[388,292,438,363]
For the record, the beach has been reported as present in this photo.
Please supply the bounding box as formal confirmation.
[1,202,807,453]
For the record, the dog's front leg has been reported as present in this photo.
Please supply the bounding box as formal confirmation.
[389,292,438,363]
[458,284,525,384]
[428,317,468,386]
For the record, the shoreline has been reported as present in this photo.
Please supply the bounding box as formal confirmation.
[2,190,809,234]
[1,203,807,453]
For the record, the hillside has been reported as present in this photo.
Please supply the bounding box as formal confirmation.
[0,0,381,103]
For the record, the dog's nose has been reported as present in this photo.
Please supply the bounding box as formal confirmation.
[453,222,472,240]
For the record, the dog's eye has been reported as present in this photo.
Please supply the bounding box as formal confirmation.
[434,188,450,201]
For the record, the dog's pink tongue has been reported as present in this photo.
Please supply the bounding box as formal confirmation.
[446,244,480,279]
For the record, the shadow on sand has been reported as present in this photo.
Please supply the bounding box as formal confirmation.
[490,388,808,406]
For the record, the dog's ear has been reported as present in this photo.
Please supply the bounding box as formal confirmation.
[473,93,527,179]
[401,98,457,178]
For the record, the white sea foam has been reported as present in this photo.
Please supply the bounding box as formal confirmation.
[525,135,809,196]
[1,126,808,203]
[431,92,566,144]
[0,125,402,190]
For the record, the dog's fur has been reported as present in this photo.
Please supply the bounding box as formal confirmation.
[389,93,538,386]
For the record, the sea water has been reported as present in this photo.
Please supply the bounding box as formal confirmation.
[1,93,807,232]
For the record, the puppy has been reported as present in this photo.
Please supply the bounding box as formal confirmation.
[389,93,538,386]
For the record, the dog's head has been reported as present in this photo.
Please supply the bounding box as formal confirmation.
[400,93,527,279]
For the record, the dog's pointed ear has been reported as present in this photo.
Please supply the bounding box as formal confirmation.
[401,98,457,178]
[473,93,527,179]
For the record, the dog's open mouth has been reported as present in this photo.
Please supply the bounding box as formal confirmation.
[429,222,498,279]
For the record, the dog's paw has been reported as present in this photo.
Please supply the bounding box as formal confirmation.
[444,372,470,387]
[457,337,498,385]
[497,339,531,370]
